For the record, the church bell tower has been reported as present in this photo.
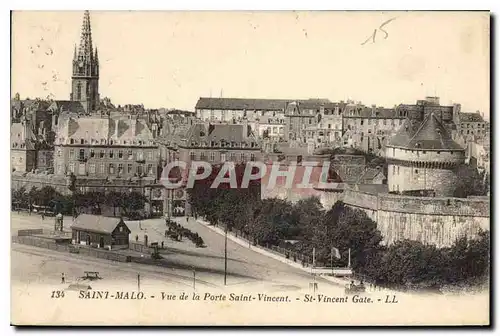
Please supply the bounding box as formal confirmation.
[70,10,99,114]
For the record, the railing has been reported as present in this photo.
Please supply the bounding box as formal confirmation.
[212,224,315,266]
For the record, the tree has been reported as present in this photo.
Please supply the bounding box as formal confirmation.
[378,240,446,289]
[121,191,148,217]
[105,191,123,217]
[444,230,490,285]
[12,187,28,210]
[453,165,488,198]
[252,198,296,246]
[310,201,383,270]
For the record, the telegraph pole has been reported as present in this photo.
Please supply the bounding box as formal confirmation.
[224,224,228,286]
[193,268,196,291]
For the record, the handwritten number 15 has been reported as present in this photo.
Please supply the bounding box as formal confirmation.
[361,18,397,46]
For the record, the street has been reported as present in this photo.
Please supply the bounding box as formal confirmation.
[11,212,342,294]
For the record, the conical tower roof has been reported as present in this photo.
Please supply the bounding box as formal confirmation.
[387,112,463,150]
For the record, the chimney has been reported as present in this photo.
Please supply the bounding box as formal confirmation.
[242,119,249,139]
[115,119,120,137]
[130,118,137,136]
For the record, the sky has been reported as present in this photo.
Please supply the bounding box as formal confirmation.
[11,11,490,118]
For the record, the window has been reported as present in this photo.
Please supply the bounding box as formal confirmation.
[147,151,153,161]
[200,152,206,161]
[210,152,215,162]
[137,165,143,176]
[240,153,246,162]
[57,148,62,157]
[128,150,133,160]
[250,153,256,161]
[147,164,153,175]
[127,164,133,174]
[69,163,75,173]
[100,150,105,158]
[80,139,84,145]
[118,150,123,159]
[70,138,75,144]
[76,82,82,100]
[190,152,196,160]
[230,152,236,161]
[397,166,400,174]
[414,169,418,174]
[393,166,395,174]
[109,164,115,174]
[89,163,96,174]
[79,149,85,160]
[221,153,226,162]
[69,149,75,159]
[118,163,123,174]
[99,163,105,174]
[90,149,95,158]
[109,150,114,158]
[136,151,144,161]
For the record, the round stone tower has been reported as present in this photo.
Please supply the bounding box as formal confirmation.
[385,111,465,197]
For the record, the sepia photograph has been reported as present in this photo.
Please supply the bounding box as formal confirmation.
[9,10,490,326]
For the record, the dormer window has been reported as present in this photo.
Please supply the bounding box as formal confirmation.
[70,138,75,144]
[210,141,215,147]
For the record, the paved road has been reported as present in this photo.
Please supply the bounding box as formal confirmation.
[163,216,341,292]
[11,212,342,294]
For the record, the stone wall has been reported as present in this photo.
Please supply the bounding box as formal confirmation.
[342,189,490,247]
[387,164,460,196]
[11,172,70,194]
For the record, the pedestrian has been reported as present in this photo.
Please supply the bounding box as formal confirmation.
[41,212,45,220]
[135,234,139,242]
[161,241,164,249]
[61,273,65,284]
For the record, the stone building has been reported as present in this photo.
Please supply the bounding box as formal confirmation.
[53,114,159,179]
[385,109,465,197]
[11,118,37,173]
[458,112,488,139]
[342,105,406,153]
[178,122,262,165]
[161,122,262,216]
[70,11,100,114]
[255,115,286,141]
[195,97,288,122]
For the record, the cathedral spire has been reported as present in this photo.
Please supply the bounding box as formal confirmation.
[71,10,99,114]
[78,10,93,60]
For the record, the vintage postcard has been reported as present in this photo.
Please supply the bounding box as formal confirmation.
[10,10,490,326]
